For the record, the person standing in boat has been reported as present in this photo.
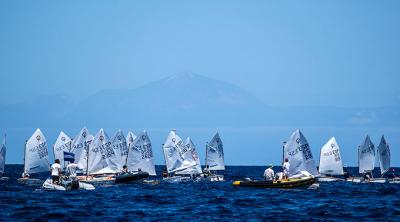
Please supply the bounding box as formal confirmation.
[264,164,274,181]
[282,158,290,180]
[66,160,79,179]
[51,159,62,184]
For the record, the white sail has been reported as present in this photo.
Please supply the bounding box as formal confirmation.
[358,135,375,174]
[319,137,344,175]
[53,131,72,169]
[126,131,156,176]
[71,127,94,172]
[284,129,318,176]
[111,130,128,170]
[163,131,196,173]
[24,129,50,174]
[0,135,6,174]
[126,131,137,151]
[88,129,120,174]
[206,133,225,171]
[176,137,202,175]
[377,135,390,175]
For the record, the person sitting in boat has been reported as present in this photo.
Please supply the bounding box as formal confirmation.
[66,160,79,179]
[162,168,168,178]
[51,159,62,184]
[263,164,274,181]
[21,172,30,178]
[387,168,396,179]
[275,172,283,181]
[343,167,353,180]
[121,165,128,174]
[282,158,290,180]
[362,171,372,181]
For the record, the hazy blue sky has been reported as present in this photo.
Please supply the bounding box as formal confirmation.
[1,1,399,107]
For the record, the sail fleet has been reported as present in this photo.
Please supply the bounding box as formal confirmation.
[0,127,398,189]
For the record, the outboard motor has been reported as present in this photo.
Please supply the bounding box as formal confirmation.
[71,180,80,190]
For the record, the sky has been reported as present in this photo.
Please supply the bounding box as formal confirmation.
[0,1,400,166]
[0,1,399,107]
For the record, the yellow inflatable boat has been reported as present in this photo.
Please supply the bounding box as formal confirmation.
[232,176,316,189]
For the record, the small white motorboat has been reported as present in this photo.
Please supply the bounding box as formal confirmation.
[42,177,95,191]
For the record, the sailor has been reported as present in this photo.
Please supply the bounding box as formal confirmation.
[162,168,168,178]
[51,159,62,184]
[22,172,30,178]
[122,165,128,174]
[343,167,352,180]
[263,164,274,181]
[282,158,290,180]
[387,168,396,179]
[66,160,79,179]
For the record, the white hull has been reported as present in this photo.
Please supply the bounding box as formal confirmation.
[17,178,43,186]
[316,176,344,182]
[162,176,192,183]
[42,178,95,191]
[347,177,388,183]
[77,175,115,185]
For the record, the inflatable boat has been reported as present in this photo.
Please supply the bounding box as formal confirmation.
[233,176,316,189]
[42,178,95,191]
[115,171,149,184]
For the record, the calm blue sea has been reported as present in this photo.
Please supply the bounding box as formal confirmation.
[1,165,400,221]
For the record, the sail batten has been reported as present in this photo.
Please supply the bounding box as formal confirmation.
[358,135,375,174]
[319,137,344,175]
[284,129,318,176]
[126,131,156,176]
[24,129,50,174]
[378,135,390,175]
[206,133,225,171]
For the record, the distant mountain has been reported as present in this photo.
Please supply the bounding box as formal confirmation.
[0,73,399,128]
[63,73,269,127]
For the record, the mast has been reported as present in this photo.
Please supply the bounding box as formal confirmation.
[282,141,286,165]
[23,140,27,175]
[86,140,89,177]
[205,142,208,170]
[125,143,130,167]
[162,143,169,176]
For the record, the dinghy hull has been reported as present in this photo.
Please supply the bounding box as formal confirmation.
[115,171,149,184]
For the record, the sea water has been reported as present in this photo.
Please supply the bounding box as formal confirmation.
[1,165,400,221]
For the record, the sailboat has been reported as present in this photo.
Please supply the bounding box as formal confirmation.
[377,135,390,176]
[87,128,120,175]
[53,131,72,169]
[351,135,386,183]
[162,130,196,183]
[111,130,128,171]
[126,131,156,175]
[283,129,318,177]
[74,128,114,184]
[175,137,203,177]
[203,133,225,181]
[233,130,316,188]
[116,130,153,184]
[17,129,51,185]
[71,127,94,174]
[317,137,345,182]
[0,134,6,179]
